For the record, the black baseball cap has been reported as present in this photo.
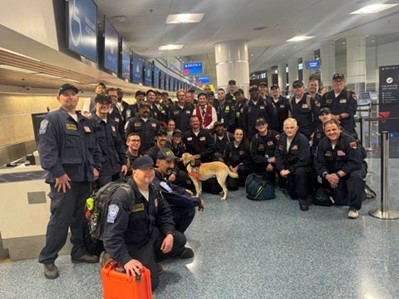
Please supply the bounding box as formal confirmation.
[228,79,236,85]
[132,155,156,170]
[139,101,151,108]
[214,121,224,128]
[293,80,304,88]
[259,82,267,87]
[233,88,244,95]
[172,129,183,137]
[135,90,146,97]
[319,107,332,115]
[249,85,259,92]
[156,128,168,136]
[156,148,177,162]
[94,94,112,104]
[332,73,345,81]
[270,84,280,90]
[58,83,78,95]
[256,118,267,126]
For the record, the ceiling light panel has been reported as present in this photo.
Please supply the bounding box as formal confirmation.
[286,35,315,42]
[158,44,184,50]
[166,13,204,24]
[350,4,398,14]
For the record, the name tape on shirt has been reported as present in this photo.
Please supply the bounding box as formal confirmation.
[66,123,77,130]
[132,203,144,212]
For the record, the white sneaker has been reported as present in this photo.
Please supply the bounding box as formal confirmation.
[348,209,359,219]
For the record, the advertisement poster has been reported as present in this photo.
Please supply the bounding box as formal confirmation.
[379,65,399,134]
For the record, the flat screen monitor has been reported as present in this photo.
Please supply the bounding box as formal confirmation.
[66,0,97,62]
[153,66,160,88]
[103,17,119,74]
[31,112,48,143]
[144,61,153,86]
[183,61,203,75]
[198,76,210,84]
[120,39,131,80]
[132,52,143,84]
[306,60,320,69]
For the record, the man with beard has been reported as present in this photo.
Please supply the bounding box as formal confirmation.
[214,88,236,132]
[233,89,247,130]
[270,84,290,133]
[168,90,193,133]
[153,148,204,233]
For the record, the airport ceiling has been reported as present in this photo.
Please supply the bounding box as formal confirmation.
[1,0,399,93]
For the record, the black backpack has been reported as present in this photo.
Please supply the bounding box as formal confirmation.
[86,182,135,241]
[245,173,275,200]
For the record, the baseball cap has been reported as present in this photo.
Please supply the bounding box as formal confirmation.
[58,83,78,95]
[228,79,236,85]
[139,101,151,108]
[332,73,345,81]
[259,82,267,87]
[135,90,146,97]
[172,129,183,137]
[214,121,224,128]
[156,148,177,162]
[256,118,267,126]
[132,155,156,170]
[293,80,304,88]
[270,84,280,90]
[319,107,332,115]
[94,94,112,104]
[233,88,244,95]
[156,128,168,136]
[249,85,259,92]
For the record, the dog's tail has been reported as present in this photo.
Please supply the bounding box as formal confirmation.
[227,169,239,178]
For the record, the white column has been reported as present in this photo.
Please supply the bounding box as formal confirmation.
[288,57,298,87]
[346,36,366,93]
[267,69,273,88]
[214,40,250,93]
[320,40,336,89]
[278,64,287,89]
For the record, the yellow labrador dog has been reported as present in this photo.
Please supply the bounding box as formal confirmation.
[181,153,239,200]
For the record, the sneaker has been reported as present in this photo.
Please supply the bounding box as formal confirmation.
[44,263,59,279]
[299,199,309,211]
[99,251,110,268]
[348,209,359,219]
[71,254,99,264]
[179,247,194,259]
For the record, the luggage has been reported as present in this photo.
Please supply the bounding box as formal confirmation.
[101,259,152,299]
[245,173,275,200]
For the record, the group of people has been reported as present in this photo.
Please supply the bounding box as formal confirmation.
[36,72,367,291]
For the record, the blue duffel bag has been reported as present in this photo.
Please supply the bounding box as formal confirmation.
[245,173,275,200]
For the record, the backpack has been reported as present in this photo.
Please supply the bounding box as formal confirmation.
[245,173,275,200]
[86,182,135,241]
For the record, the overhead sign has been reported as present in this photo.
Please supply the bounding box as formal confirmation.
[103,17,119,74]
[198,76,210,84]
[183,61,203,75]
[67,0,97,62]
[306,60,320,69]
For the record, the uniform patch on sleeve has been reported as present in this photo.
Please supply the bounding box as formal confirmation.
[350,141,357,149]
[160,181,172,193]
[39,119,49,135]
[107,204,119,223]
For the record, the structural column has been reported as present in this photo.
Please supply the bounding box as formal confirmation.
[320,40,336,89]
[288,57,298,88]
[214,40,249,93]
[267,69,273,88]
[278,64,287,89]
[301,51,314,87]
[346,36,366,93]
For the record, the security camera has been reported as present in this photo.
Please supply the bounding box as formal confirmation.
[24,86,32,91]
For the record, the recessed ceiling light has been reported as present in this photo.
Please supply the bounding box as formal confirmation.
[0,64,37,73]
[158,44,184,50]
[350,4,398,14]
[166,13,204,24]
[287,35,315,42]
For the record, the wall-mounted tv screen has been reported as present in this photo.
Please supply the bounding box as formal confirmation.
[120,39,131,80]
[103,17,119,74]
[183,61,203,75]
[306,60,320,69]
[165,74,170,91]
[198,76,210,84]
[153,66,160,89]
[132,52,143,84]
[67,0,98,62]
[144,61,153,86]
[160,70,166,90]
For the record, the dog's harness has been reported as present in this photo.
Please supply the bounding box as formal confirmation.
[186,160,201,180]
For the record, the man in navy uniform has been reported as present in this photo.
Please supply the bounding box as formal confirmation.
[102,155,193,291]
[275,118,312,211]
[314,119,366,219]
[38,83,103,279]
[321,73,358,137]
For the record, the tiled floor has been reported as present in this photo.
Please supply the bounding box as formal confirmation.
[1,158,399,299]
